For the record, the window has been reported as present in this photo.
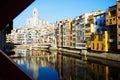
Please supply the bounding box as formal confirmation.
[97,16,100,19]
[99,20,102,26]
[118,16,120,20]
[96,28,100,34]
[111,10,116,17]
[85,23,90,27]
[118,8,120,11]
[80,24,84,28]
[63,42,65,46]
[92,43,94,49]
[106,19,108,22]
[73,43,75,46]
[73,38,75,41]
[95,21,97,25]
[99,35,103,41]
[109,19,112,24]
[63,37,66,40]
[91,33,95,41]
[97,43,99,50]
[85,30,90,33]
[102,44,104,50]
[70,36,72,40]
[61,42,63,45]
[106,13,109,15]
[100,14,104,18]
[118,25,120,28]
[113,18,115,21]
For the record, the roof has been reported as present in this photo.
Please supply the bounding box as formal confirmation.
[108,5,117,11]
[94,12,105,17]
[0,0,35,30]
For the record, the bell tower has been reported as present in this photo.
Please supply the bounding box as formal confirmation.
[32,7,38,17]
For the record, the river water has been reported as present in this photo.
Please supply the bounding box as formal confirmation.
[12,49,120,80]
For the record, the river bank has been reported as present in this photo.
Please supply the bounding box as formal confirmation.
[13,45,120,62]
[57,48,120,62]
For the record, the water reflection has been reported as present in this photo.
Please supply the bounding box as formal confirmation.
[13,50,59,80]
[57,55,87,80]
[12,49,120,80]
[57,53,120,80]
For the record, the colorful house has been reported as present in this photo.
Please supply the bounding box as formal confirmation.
[106,5,117,51]
[91,12,109,52]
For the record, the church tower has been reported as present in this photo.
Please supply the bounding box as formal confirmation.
[32,7,38,17]
[26,7,49,28]
[26,7,39,27]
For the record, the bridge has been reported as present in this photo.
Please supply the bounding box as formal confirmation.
[29,43,52,50]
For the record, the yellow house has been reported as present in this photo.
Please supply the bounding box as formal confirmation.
[90,31,109,52]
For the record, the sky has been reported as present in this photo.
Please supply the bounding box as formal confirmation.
[13,0,116,27]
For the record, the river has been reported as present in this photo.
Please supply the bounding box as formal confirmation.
[12,49,120,80]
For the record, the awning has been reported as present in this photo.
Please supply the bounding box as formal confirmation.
[0,0,35,30]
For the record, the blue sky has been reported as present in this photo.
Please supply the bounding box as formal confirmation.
[13,0,116,27]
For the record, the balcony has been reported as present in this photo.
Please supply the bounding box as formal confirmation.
[87,15,94,21]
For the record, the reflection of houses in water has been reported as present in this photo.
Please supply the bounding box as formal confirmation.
[13,58,25,65]
[15,49,27,56]
[13,50,120,80]
[75,59,87,80]
[25,57,39,80]
[29,50,57,67]
[87,61,120,80]
[57,54,63,79]
[57,53,87,80]
[57,53,120,80]
[62,56,75,80]
[23,50,57,80]
[29,50,50,56]
[87,62,109,80]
